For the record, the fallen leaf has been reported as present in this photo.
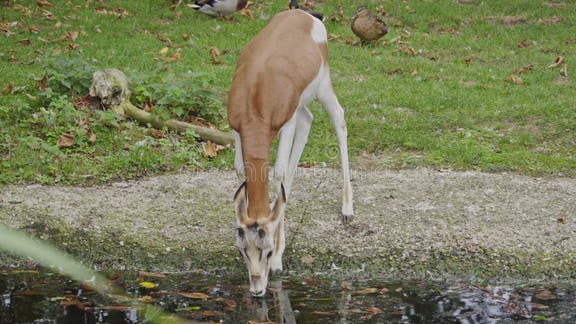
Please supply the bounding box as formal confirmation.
[312,310,338,315]
[42,9,56,20]
[16,39,32,45]
[528,302,549,310]
[395,46,417,55]
[35,74,49,90]
[150,128,165,139]
[516,64,534,74]
[37,0,54,7]
[57,133,75,148]
[210,46,221,64]
[535,289,556,300]
[300,255,315,265]
[165,50,181,62]
[140,295,155,303]
[202,141,218,158]
[50,31,79,43]
[548,55,564,68]
[506,75,523,85]
[138,270,167,278]
[88,130,96,143]
[517,40,530,48]
[364,306,383,315]
[138,281,157,289]
[354,287,380,294]
[159,47,169,56]
[1,81,14,95]
[178,292,209,300]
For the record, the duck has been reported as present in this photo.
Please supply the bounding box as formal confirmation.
[351,6,389,44]
[288,0,324,21]
[188,0,248,18]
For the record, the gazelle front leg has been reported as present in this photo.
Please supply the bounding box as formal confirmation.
[284,106,313,195]
[233,130,245,182]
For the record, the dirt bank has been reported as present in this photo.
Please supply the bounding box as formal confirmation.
[1,168,575,282]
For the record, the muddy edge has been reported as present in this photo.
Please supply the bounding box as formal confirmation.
[1,168,575,282]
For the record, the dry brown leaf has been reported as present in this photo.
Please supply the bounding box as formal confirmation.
[516,64,534,74]
[239,8,253,18]
[16,39,32,45]
[300,255,315,265]
[165,50,181,62]
[150,128,165,139]
[138,270,168,278]
[517,40,529,48]
[42,9,56,20]
[210,47,221,64]
[354,287,380,294]
[548,55,564,68]
[50,31,78,43]
[37,0,54,7]
[202,141,218,158]
[364,306,383,315]
[506,75,523,85]
[159,47,169,56]
[395,46,417,55]
[35,74,49,91]
[1,81,14,95]
[535,289,556,300]
[178,292,209,300]
[57,133,75,148]
[88,130,96,143]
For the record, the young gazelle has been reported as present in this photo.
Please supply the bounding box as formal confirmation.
[228,9,354,297]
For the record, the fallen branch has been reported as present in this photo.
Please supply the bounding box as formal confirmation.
[89,68,234,146]
[121,100,234,146]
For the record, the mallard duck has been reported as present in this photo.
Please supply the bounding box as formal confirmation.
[351,6,389,44]
[189,0,248,17]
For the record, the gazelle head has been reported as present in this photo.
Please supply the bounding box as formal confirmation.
[233,182,286,297]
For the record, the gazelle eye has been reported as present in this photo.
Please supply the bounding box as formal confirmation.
[266,251,273,259]
[237,228,245,238]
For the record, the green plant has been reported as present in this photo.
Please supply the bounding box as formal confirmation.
[130,67,224,123]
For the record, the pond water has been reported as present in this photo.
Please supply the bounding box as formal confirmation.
[1,269,574,323]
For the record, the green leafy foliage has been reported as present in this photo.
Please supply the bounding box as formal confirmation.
[130,67,224,123]
[43,55,95,96]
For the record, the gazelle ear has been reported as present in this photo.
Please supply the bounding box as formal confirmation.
[233,182,249,224]
[270,183,286,221]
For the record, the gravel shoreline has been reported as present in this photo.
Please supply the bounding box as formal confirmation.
[1,168,575,281]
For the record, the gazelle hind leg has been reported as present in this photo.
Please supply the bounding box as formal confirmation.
[284,106,313,196]
[317,80,354,223]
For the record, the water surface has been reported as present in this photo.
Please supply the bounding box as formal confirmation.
[1,270,574,323]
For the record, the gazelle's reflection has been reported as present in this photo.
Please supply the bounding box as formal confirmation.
[242,280,296,323]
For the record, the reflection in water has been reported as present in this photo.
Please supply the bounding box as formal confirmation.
[1,271,575,323]
[243,280,297,324]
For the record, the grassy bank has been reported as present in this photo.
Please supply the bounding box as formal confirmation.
[1,0,575,185]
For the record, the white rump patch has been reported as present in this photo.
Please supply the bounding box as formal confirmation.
[310,17,327,44]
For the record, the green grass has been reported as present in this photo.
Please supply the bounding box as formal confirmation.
[1,0,575,184]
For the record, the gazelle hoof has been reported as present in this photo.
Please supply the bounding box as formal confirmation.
[341,213,353,224]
